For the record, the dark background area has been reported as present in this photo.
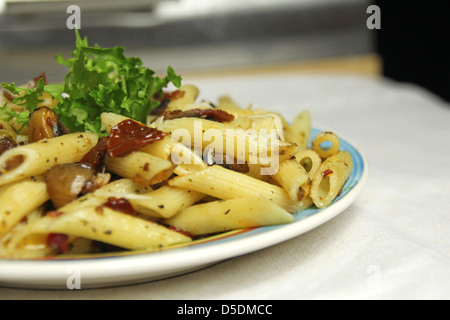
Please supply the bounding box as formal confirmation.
[0,1,448,103]
[376,1,449,102]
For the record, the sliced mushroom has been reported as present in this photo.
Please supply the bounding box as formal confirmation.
[28,106,69,143]
[45,163,111,209]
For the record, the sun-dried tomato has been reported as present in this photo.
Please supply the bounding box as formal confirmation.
[163,108,234,123]
[108,119,167,157]
[46,233,69,253]
[103,197,137,216]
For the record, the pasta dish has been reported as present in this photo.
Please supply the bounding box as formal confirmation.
[0,31,353,259]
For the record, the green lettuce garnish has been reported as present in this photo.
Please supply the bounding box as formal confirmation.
[1,30,182,137]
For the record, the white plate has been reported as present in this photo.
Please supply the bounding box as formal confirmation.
[0,127,368,290]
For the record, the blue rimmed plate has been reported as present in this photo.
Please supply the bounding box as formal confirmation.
[0,127,368,289]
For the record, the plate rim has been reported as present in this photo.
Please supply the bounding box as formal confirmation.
[0,124,369,289]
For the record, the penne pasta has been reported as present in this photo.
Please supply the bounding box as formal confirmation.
[166,84,200,111]
[273,159,310,202]
[0,132,98,186]
[93,179,205,219]
[28,205,192,251]
[153,117,298,168]
[104,151,175,187]
[164,198,294,236]
[312,131,341,159]
[168,165,299,212]
[289,110,311,150]
[293,149,322,179]
[0,206,51,259]
[0,177,49,238]
[100,112,129,134]
[310,151,353,208]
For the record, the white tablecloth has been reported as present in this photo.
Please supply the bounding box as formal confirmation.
[1,73,449,300]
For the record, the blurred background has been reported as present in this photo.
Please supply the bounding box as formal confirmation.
[0,0,448,102]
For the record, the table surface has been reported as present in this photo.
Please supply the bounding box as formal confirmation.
[0,64,449,300]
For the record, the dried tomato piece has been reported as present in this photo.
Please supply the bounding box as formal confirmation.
[46,233,69,253]
[103,197,137,216]
[163,109,234,123]
[81,136,109,171]
[108,119,168,157]
[160,89,185,101]
[149,98,170,116]
[169,226,192,238]
[322,169,334,178]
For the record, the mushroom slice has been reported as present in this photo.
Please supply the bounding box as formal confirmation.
[28,106,69,143]
[45,163,110,209]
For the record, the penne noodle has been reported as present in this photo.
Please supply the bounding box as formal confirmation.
[28,205,192,251]
[310,151,353,208]
[93,179,205,219]
[164,198,294,236]
[100,112,129,133]
[0,206,50,259]
[312,131,341,159]
[153,117,298,167]
[166,84,200,111]
[293,149,322,179]
[289,110,311,150]
[0,177,49,238]
[104,151,175,187]
[131,186,205,219]
[0,132,98,186]
[139,135,178,160]
[273,159,310,202]
[169,165,299,212]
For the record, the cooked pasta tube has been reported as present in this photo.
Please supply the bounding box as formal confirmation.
[0,132,98,186]
[166,84,200,111]
[143,137,208,176]
[0,206,51,259]
[312,131,340,159]
[139,135,178,160]
[245,113,286,141]
[217,96,243,112]
[168,165,299,212]
[100,112,129,133]
[93,179,205,219]
[29,206,192,250]
[294,149,322,179]
[0,208,95,259]
[0,177,49,238]
[91,178,151,198]
[273,159,310,202]
[310,151,353,208]
[59,192,108,214]
[246,163,271,182]
[153,117,298,166]
[289,110,311,150]
[104,151,174,186]
[130,186,204,219]
[164,197,294,236]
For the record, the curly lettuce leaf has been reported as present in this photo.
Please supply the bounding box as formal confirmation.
[53,30,182,137]
[1,30,182,137]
